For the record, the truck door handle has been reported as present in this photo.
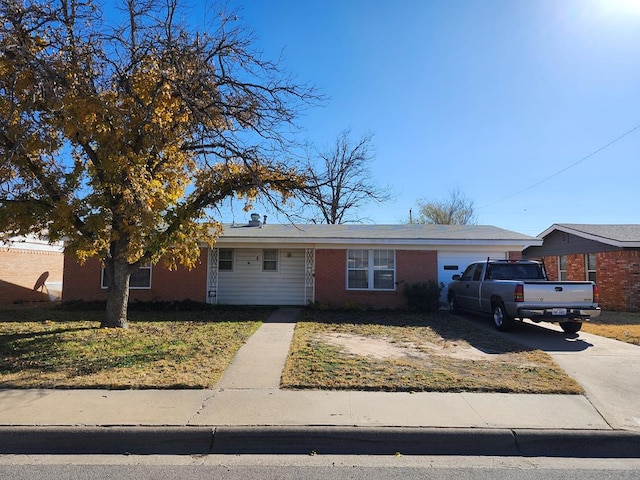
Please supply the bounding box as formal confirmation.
[555,287,563,292]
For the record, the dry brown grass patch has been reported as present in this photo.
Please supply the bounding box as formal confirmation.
[582,311,640,345]
[282,310,583,394]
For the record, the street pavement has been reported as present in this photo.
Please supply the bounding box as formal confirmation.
[0,308,639,456]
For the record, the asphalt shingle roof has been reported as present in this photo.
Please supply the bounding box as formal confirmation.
[542,224,640,247]
[217,223,541,246]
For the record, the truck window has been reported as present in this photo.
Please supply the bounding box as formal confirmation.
[487,265,507,280]
[516,264,545,279]
[472,264,483,281]
[487,263,545,280]
[460,264,477,281]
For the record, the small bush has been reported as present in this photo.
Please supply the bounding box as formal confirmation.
[307,300,332,310]
[403,281,443,312]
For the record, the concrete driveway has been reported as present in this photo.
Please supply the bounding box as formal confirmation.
[458,314,640,432]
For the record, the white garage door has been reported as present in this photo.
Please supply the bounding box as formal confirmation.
[437,251,507,306]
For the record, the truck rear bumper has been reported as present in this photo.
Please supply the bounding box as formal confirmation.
[518,307,601,322]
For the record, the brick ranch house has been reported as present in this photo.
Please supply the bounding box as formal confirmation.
[0,235,64,304]
[523,224,640,312]
[62,220,541,308]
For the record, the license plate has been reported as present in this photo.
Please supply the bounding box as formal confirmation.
[552,308,567,316]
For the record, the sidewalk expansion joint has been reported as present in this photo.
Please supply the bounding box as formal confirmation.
[583,392,615,430]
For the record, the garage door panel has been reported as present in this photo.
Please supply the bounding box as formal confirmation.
[437,251,507,305]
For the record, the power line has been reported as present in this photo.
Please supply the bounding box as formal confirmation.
[478,122,640,209]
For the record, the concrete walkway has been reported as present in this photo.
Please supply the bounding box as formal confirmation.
[0,308,639,455]
[216,308,297,390]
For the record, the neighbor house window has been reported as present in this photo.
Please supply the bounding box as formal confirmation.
[586,253,597,282]
[218,249,234,271]
[262,249,278,271]
[347,249,395,290]
[101,264,152,289]
[558,256,567,281]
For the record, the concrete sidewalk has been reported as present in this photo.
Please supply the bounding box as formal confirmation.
[0,308,639,456]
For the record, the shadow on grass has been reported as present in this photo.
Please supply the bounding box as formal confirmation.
[0,328,178,381]
[0,325,96,344]
[0,302,276,324]
[0,325,99,374]
[0,306,265,388]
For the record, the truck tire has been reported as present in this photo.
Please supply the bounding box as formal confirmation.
[448,294,459,314]
[492,302,514,332]
[561,321,582,334]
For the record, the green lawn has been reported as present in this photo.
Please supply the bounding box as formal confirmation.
[0,304,269,388]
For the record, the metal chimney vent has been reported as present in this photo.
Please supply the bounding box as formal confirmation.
[248,213,262,227]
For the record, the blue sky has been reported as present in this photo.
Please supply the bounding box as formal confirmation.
[206,1,640,235]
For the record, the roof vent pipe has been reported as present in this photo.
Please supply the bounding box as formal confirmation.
[248,213,262,227]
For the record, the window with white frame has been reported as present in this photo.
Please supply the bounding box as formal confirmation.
[218,249,234,271]
[347,249,395,290]
[101,264,152,289]
[558,255,567,281]
[262,249,278,271]
[586,253,597,282]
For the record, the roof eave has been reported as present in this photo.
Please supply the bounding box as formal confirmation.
[212,237,542,248]
[539,224,634,248]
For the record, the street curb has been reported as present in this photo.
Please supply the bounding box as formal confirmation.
[0,426,214,455]
[1,426,639,457]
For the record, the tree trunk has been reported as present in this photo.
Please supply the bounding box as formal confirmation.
[103,259,131,328]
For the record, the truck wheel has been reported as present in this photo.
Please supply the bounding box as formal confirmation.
[492,303,513,332]
[448,294,459,314]
[561,321,582,334]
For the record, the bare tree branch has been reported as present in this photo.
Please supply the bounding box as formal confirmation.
[297,129,393,224]
[412,188,477,225]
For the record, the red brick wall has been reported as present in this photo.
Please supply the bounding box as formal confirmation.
[508,251,523,261]
[535,252,640,311]
[314,249,438,308]
[62,249,208,303]
[544,255,559,281]
[0,249,64,304]
[534,254,585,281]
[567,254,586,281]
[596,250,640,311]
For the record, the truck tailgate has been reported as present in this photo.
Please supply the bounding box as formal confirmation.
[522,281,595,305]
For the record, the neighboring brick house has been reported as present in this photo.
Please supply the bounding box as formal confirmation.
[523,224,640,312]
[0,236,64,304]
[62,220,541,309]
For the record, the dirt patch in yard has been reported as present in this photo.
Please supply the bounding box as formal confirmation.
[318,332,498,362]
[282,310,583,394]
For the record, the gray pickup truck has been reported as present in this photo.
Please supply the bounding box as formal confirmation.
[447,259,600,333]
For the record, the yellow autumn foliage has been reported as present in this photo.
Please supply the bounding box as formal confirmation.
[0,1,309,293]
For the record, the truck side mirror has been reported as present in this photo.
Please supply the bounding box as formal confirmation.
[452,274,461,281]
